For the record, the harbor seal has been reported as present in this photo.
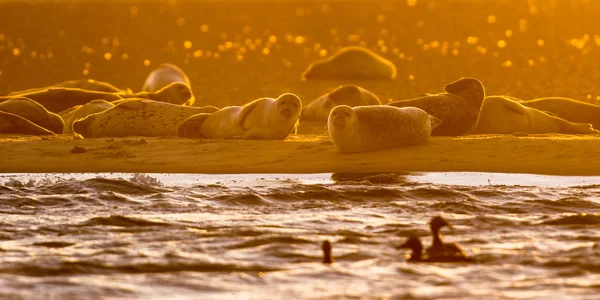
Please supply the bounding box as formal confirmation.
[518,97,600,130]
[142,64,194,106]
[0,97,64,134]
[387,77,485,136]
[302,46,397,80]
[327,105,442,153]
[59,100,115,134]
[301,85,382,121]
[0,82,193,113]
[0,111,55,135]
[142,63,191,92]
[472,96,598,134]
[72,99,218,138]
[178,93,302,140]
[8,79,128,95]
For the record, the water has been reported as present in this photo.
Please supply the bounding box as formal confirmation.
[1,172,599,299]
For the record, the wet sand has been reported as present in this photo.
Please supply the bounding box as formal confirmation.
[1,134,599,175]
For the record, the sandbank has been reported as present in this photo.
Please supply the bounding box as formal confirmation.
[1,134,598,175]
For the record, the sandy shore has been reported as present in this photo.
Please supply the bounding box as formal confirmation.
[1,134,599,175]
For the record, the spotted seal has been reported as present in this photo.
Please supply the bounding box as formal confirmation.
[387,77,485,136]
[327,105,442,153]
[59,100,115,134]
[72,99,218,138]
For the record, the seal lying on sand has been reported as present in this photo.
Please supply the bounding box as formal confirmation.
[517,97,600,130]
[0,97,64,134]
[59,100,115,134]
[472,96,598,134]
[0,111,55,135]
[327,105,442,153]
[143,63,191,92]
[72,99,218,138]
[387,77,485,136]
[142,63,195,106]
[8,79,128,95]
[301,85,382,121]
[178,93,302,140]
[0,82,193,113]
[302,46,397,80]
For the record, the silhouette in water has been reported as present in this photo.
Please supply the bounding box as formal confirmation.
[397,236,426,262]
[426,216,470,262]
[322,240,334,264]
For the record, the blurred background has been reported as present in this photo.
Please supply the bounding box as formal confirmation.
[0,0,598,106]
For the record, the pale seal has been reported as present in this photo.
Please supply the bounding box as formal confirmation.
[387,77,485,136]
[178,93,302,140]
[0,82,193,113]
[301,85,382,121]
[0,97,64,134]
[142,63,194,106]
[0,111,55,135]
[59,100,115,134]
[472,96,598,134]
[8,79,128,95]
[327,105,442,153]
[518,97,600,130]
[142,63,191,92]
[302,46,397,80]
[72,99,218,138]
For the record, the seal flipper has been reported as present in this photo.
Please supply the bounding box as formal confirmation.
[555,118,597,134]
[236,99,264,129]
[178,113,211,138]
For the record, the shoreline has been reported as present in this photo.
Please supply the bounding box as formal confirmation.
[1,134,599,175]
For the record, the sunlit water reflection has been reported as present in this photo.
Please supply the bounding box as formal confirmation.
[1,172,599,299]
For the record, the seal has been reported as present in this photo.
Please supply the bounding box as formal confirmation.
[301,85,382,121]
[59,100,115,134]
[178,93,302,140]
[327,105,442,153]
[72,99,218,138]
[142,64,194,106]
[518,97,600,130]
[0,97,64,134]
[472,96,598,134]
[387,77,485,136]
[8,79,128,95]
[142,63,191,92]
[302,46,397,80]
[0,111,55,135]
[0,82,193,113]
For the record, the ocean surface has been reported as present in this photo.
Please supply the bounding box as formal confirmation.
[1,172,599,299]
